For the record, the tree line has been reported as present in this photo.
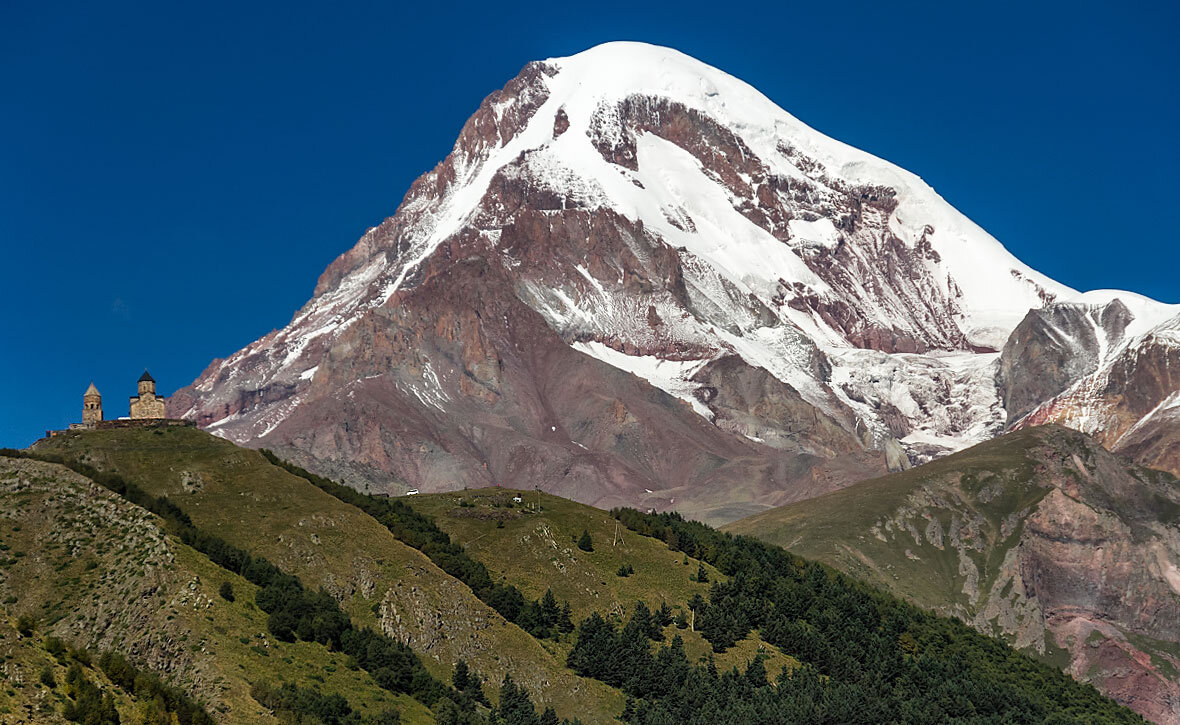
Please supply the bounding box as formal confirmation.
[260,451,575,640]
[597,507,1140,724]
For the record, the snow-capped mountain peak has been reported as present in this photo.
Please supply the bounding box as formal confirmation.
[170,42,1178,522]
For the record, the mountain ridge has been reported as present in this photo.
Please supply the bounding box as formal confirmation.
[724,424,1180,724]
[168,41,1180,522]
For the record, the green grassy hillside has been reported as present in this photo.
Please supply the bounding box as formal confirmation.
[407,488,797,676]
[33,426,623,723]
[723,425,1180,722]
[725,427,1051,615]
[12,423,1150,724]
[0,454,426,723]
[0,615,149,723]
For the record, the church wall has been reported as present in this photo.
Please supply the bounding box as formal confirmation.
[129,395,167,419]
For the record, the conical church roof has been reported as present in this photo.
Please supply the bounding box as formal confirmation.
[138,370,155,383]
[84,382,100,396]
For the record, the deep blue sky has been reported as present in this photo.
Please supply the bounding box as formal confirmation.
[2,0,1177,446]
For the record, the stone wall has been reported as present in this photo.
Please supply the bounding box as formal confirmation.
[129,394,167,419]
[96,418,192,430]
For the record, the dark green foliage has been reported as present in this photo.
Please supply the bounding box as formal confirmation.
[744,657,767,688]
[451,659,489,708]
[39,664,56,688]
[539,589,560,624]
[44,635,68,663]
[616,563,634,577]
[62,663,119,724]
[250,681,398,724]
[566,603,669,695]
[16,614,35,637]
[218,580,235,602]
[434,696,483,725]
[565,613,616,683]
[67,645,91,666]
[558,602,574,634]
[653,602,673,629]
[514,588,573,640]
[98,651,214,725]
[259,451,574,641]
[694,563,708,583]
[495,674,540,725]
[589,507,1143,724]
[576,530,593,552]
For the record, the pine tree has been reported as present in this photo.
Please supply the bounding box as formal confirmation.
[517,600,545,638]
[577,530,593,552]
[745,656,768,688]
[566,612,617,680]
[497,673,541,725]
[540,588,560,626]
[557,601,574,634]
[655,601,673,628]
[696,563,709,583]
[452,659,471,692]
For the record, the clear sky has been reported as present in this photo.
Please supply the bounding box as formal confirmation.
[2,0,1177,447]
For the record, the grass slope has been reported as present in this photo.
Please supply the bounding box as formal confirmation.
[0,615,129,723]
[410,488,798,676]
[0,454,429,723]
[723,423,1180,708]
[35,426,623,723]
[724,426,1051,616]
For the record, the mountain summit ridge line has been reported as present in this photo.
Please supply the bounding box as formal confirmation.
[168,42,1180,522]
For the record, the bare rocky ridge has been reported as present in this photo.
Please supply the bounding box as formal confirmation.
[169,42,1180,523]
[1015,308,1180,480]
[998,299,1133,423]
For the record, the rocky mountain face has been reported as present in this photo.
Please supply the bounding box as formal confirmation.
[725,426,1180,724]
[998,299,1135,424]
[1008,297,1180,479]
[169,42,1179,523]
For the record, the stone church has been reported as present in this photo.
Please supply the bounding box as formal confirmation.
[129,370,166,419]
[69,371,166,431]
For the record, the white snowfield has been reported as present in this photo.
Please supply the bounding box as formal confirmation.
[188,41,1176,462]
[516,42,1171,454]
[539,42,1075,350]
